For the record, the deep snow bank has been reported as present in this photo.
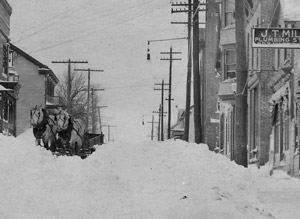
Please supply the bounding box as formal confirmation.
[1,129,300,219]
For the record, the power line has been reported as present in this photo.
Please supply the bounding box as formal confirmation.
[28,3,170,54]
[12,3,86,43]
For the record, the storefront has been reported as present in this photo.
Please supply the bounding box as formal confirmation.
[0,81,19,136]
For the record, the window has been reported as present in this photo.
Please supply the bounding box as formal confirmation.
[284,113,289,150]
[274,105,280,154]
[8,50,13,67]
[245,0,253,17]
[224,49,236,79]
[224,0,235,26]
[2,44,9,77]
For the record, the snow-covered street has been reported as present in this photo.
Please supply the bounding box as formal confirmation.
[1,130,300,219]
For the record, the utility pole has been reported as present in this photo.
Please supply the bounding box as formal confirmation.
[52,59,88,114]
[154,80,169,141]
[184,0,192,141]
[97,106,107,134]
[193,0,202,144]
[161,47,181,139]
[74,68,104,130]
[102,125,117,142]
[234,0,248,167]
[153,105,166,141]
[91,88,105,133]
[153,106,161,141]
[171,1,193,141]
[147,114,159,140]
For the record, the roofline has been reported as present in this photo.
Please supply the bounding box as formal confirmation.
[1,0,12,16]
[9,43,59,84]
[9,43,48,68]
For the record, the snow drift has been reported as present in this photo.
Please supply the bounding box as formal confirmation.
[1,129,300,219]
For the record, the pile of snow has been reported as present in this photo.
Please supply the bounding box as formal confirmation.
[1,129,300,219]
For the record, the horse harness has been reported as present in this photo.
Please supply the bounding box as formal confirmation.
[31,108,57,143]
[31,108,48,139]
[56,116,73,144]
[56,114,85,145]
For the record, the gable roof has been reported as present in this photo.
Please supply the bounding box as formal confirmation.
[9,43,59,84]
[10,43,47,68]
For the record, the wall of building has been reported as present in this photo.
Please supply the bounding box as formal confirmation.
[14,54,45,135]
[245,0,278,166]
[0,0,11,36]
[0,0,11,81]
[203,0,221,150]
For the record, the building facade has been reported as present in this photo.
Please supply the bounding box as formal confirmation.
[0,0,18,136]
[216,0,275,165]
[9,44,59,136]
[202,0,221,151]
[213,0,300,177]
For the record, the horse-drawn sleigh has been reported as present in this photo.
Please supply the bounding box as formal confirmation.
[30,105,104,159]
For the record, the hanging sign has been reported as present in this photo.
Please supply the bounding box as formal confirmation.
[252,28,300,48]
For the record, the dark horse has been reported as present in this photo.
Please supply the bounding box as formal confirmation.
[55,109,86,156]
[30,105,57,151]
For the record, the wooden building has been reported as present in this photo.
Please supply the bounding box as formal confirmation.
[9,44,59,136]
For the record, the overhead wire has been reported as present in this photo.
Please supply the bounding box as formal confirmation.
[12,0,160,45]
[61,0,156,31]
[28,2,170,54]
[12,3,86,43]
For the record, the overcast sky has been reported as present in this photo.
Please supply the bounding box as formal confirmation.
[8,0,193,138]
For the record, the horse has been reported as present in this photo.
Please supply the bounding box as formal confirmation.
[55,109,86,156]
[30,105,57,152]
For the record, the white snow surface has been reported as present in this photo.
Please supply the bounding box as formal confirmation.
[1,130,300,219]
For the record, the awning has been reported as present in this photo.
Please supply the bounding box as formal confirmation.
[0,81,19,89]
[0,84,12,91]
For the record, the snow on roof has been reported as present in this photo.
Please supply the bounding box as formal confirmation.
[280,0,300,21]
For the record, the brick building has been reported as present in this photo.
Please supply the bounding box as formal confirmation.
[216,0,275,165]
[202,0,221,151]
[217,0,237,159]
[215,0,300,176]
[266,0,300,176]
[246,0,276,167]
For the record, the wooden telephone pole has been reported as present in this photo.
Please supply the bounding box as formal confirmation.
[102,125,117,142]
[147,114,159,140]
[193,0,202,144]
[153,105,166,141]
[74,68,104,130]
[171,0,192,141]
[154,80,169,141]
[234,0,248,167]
[91,88,105,133]
[97,106,107,134]
[171,1,206,142]
[161,47,181,139]
[52,59,88,114]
